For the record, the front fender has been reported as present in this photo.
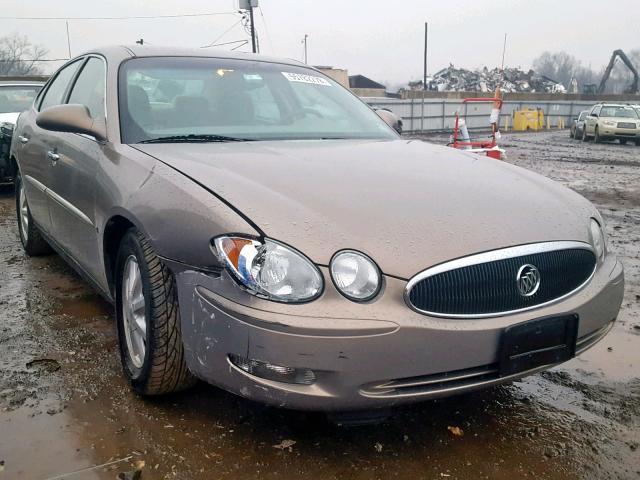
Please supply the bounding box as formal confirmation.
[99,144,259,275]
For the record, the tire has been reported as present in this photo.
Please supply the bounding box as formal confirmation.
[570,129,575,139]
[115,228,196,395]
[619,139,627,145]
[15,171,52,256]
[636,140,640,146]
[594,126,601,143]
[582,128,589,142]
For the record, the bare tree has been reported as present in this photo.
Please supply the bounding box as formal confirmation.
[532,51,582,87]
[0,34,48,76]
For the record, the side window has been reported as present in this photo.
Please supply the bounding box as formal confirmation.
[39,60,82,111]
[592,106,601,116]
[68,57,106,119]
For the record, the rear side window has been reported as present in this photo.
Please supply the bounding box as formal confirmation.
[39,60,82,111]
[68,57,106,119]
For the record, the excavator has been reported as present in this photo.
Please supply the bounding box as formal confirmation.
[597,49,639,94]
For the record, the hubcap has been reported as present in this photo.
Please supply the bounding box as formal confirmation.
[122,256,147,369]
[19,181,29,241]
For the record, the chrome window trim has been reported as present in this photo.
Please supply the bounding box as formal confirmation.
[404,241,597,319]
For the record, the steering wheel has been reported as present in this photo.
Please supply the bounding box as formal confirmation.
[281,107,324,122]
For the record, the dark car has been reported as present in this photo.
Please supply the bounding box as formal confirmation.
[0,80,44,185]
[10,46,624,411]
[570,110,589,140]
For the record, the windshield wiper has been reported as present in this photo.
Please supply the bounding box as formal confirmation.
[138,134,253,144]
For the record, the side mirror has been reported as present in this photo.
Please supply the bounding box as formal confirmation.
[36,104,107,142]
[375,108,403,134]
[591,113,598,118]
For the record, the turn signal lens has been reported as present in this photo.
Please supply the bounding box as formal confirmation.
[229,354,316,385]
[214,236,323,302]
[330,250,381,301]
[589,219,606,260]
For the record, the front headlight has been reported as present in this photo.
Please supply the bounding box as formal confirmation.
[589,219,606,261]
[213,236,323,303]
[330,250,381,301]
[602,120,616,126]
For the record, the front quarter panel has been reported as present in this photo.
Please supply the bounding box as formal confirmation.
[97,144,259,280]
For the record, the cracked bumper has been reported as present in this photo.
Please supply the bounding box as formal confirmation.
[175,258,624,411]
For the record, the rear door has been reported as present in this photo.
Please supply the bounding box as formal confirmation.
[16,60,83,234]
[586,105,601,135]
[47,56,107,280]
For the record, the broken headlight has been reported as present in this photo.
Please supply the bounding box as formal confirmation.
[213,236,323,302]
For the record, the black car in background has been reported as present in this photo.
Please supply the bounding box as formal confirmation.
[0,79,45,185]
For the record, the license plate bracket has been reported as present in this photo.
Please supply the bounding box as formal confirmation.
[499,314,579,377]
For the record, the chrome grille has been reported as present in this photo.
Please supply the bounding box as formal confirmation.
[406,242,596,318]
[617,122,636,129]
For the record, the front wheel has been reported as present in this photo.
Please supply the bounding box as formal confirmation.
[15,171,52,256]
[594,127,601,143]
[582,128,589,142]
[115,229,196,395]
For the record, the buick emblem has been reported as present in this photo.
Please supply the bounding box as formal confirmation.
[517,264,540,297]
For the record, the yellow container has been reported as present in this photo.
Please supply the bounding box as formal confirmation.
[512,108,545,131]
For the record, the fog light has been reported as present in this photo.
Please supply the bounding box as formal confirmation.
[229,354,316,385]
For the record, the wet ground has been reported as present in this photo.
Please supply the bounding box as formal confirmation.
[1,130,639,479]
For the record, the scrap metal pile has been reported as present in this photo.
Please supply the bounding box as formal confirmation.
[428,64,566,93]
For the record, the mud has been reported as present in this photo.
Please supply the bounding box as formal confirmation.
[1,130,639,479]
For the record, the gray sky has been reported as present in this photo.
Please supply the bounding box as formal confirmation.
[1,0,638,86]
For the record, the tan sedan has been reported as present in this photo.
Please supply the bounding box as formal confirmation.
[10,46,624,411]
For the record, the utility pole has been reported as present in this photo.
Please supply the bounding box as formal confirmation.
[248,4,257,53]
[65,21,72,58]
[240,0,258,53]
[303,34,308,64]
[423,22,428,90]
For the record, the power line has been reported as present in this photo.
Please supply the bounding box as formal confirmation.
[0,12,236,20]
[203,39,247,49]
[257,6,274,54]
[201,18,243,48]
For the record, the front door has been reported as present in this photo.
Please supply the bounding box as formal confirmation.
[47,56,107,280]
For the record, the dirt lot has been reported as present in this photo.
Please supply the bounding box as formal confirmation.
[0,130,639,480]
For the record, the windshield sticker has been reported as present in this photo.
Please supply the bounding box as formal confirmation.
[281,72,331,86]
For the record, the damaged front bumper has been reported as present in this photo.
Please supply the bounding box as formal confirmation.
[174,258,624,411]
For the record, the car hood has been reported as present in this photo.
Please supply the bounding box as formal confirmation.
[0,112,19,125]
[135,139,596,279]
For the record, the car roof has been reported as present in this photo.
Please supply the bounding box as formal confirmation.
[0,80,45,86]
[80,45,308,69]
[596,103,635,107]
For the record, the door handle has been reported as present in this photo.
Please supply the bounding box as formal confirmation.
[18,135,29,144]
[47,150,60,163]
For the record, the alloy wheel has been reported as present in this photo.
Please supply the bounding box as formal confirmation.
[122,255,147,369]
[19,181,29,242]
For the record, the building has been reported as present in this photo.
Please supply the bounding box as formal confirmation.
[314,66,349,88]
[348,74,386,97]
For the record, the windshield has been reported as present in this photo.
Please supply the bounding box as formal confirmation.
[0,85,41,114]
[599,106,639,119]
[118,57,396,143]
[578,111,588,121]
